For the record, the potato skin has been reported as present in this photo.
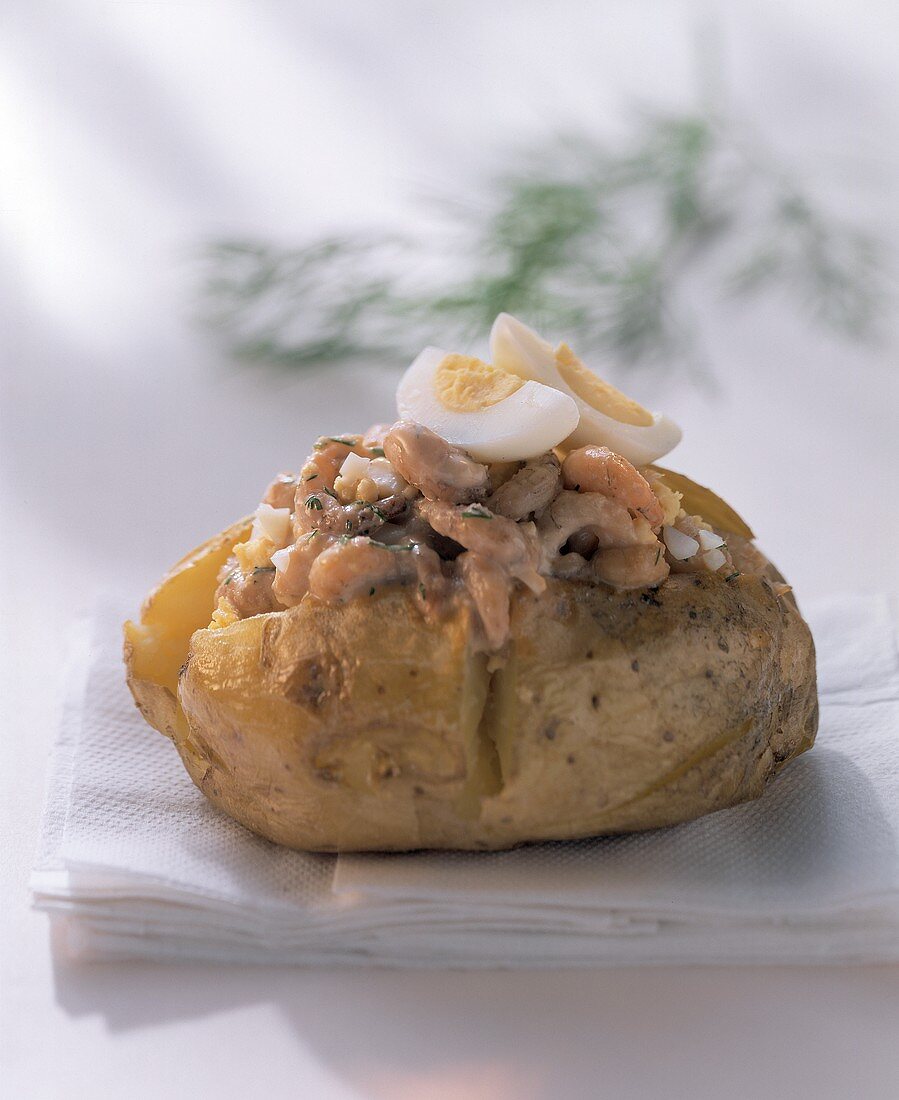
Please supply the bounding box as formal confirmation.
[175,569,817,852]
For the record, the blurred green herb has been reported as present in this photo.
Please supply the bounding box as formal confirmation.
[199,110,888,374]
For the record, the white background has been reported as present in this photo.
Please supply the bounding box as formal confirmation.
[2,2,899,1097]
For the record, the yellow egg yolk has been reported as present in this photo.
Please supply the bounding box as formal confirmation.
[434,353,523,413]
[234,536,276,572]
[554,343,653,427]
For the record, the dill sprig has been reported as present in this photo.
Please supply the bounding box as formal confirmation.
[199,110,888,374]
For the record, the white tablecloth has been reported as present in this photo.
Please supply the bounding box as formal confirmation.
[29,595,899,968]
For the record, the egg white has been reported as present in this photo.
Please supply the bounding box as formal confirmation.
[396,346,579,462]
[490,313,682,466]
[250,503,292,546]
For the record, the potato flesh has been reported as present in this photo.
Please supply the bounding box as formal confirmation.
[123,518,252,738]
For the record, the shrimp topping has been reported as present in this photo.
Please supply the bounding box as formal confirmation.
[271,533,331,608]
[536,489,666,589]
[215,561,281,618]
[416,498,545,646]
[262,473,299,510]
[307,538,421,603]
[416,499,545,594]
[487,453,561,520]
[537,491,653,560]
[593,545,670,590]
[300,436,364,492]
[216,420,758,646]
[458,552,511,652]
[562,445,664,527]
[384,420,489,504]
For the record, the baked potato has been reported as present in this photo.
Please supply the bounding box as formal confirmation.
[126,315,817,851]
[125,456,817,852]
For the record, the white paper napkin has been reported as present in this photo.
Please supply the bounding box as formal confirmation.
[31,594,899,966]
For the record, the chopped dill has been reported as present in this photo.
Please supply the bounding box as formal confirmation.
[305,495,323,511]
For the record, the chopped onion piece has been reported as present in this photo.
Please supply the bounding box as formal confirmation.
[662,525,700,561]
[702,547,727,572]
[338,452,371,484]
[270,546,292,573]
[698,529,725,552]
[251,503,292,546]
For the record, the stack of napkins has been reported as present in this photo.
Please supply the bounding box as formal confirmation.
[32,596,899,966]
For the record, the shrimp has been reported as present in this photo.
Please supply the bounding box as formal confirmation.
[550,551,592,580]
[537,490,652,563]
[416,499,545,594]
[409,543,450,621]
[307,537,420,603]
[458,552,512,651]
[377,515,434,548]
[384,421,489,504]
[566,529,599,559]
[593,544,670,590]
[272,531,332,607]
[262,473,299,510]
[486,460,521,492]
[292,486,344,537]
[300,435,366,493]
[216,560,283,617]
[363,423,392,450]
[487,453,561,521]
[264,435,386,537]
[562,445,664,527]
[538,489,668,589]
[293,485,407,540]
[339,494,409,537]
